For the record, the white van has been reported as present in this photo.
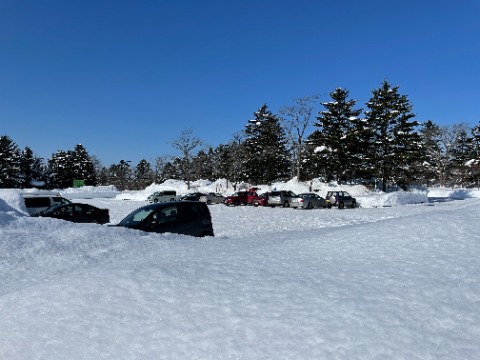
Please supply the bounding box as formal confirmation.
[22,192,72,215]
[147,190,177,203]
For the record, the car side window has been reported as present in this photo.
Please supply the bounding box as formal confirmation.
[153,205,178,225]
[180,203,203,223]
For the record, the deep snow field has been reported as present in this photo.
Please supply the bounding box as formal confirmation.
[1,180,480,359]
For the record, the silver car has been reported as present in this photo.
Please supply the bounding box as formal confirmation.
[199,192,225,205]
[297,193,327,209]
[268,190,302,208]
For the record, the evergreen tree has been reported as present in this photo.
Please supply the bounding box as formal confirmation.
[132,159,154,189]
[364,80,421,191]
[418,120,443,186]
[211,144,232,181]
[450,124,474,187]
[470,122,480,187]
[47,150,74,188]
[20,146,46,188]
[243,104,290,184]
[306,88,362,183]
[46,144,96,188]
[192,148,214,181]
[72,144,97,185]
[0,135,22,188]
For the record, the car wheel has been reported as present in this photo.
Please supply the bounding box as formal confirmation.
[351,200,356,208]
[307,202,313,209]
[283,201,289,208]
[338,201,345,209]
[153,199,158,203]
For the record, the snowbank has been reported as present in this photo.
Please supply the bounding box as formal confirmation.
[3,180,480,212]
[0,189,28,215]
[61,185,120,199]
[358,189,428,208]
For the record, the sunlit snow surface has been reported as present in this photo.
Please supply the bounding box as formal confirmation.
[1,186,479,359]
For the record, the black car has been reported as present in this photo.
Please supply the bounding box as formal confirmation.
[114,201,214,237]
[33,203,110,224]
[179,192,205,201]
[325,191,357,209]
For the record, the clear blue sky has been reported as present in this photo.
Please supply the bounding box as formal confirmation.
[1,0,479,166]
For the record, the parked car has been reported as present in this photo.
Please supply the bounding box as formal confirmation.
[224,188,258,206]
[114,201,214,237]
[33,203,110,224]
[147,190,177,203]
[268,190,302,208]
[252,192,271,207]
[23,192,72,215]
[199,192,225,205]
[297,193,327,209]
[325,191,357,209]
[179,192,206,201]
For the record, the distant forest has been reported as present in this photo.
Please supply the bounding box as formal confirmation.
[2,81,479,190]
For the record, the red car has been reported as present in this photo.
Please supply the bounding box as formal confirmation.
[252,192,271,207]
[224,188,258,206]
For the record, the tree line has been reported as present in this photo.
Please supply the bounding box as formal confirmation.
[2,80,480,190]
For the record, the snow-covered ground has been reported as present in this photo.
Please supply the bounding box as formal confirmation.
[1,181,480,359]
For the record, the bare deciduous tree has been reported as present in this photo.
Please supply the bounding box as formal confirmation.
[279,95,319,180]
[170,129,203,189]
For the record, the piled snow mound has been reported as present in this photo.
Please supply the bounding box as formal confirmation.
[428,187,480,199]
[61,185,120,199]
[117,179,231,200]
[358,189,428,208]
[270,178,370,197]
[0,189,29,217]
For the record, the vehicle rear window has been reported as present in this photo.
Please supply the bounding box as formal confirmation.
[24,197,50,207]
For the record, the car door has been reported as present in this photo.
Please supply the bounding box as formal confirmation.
[175,202,210,236]
[147,204,181,234]
[68,204,92,223]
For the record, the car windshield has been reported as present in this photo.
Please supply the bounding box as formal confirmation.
[118,206,156,226]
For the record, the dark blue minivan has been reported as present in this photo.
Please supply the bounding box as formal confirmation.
[115,201,214,237]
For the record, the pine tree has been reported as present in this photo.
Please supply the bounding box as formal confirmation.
[470,122,480,187]
[418,120,443,186]
[0,135,22,188]
[364,80,420,191]
[307,88,362,183]
[47,150,74,188]
[192,148,214,181]
[243,104,290,184]
[20,146,46,188]
[133,159,154,189]
[450,124,474,187]
[72,144,97,186]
